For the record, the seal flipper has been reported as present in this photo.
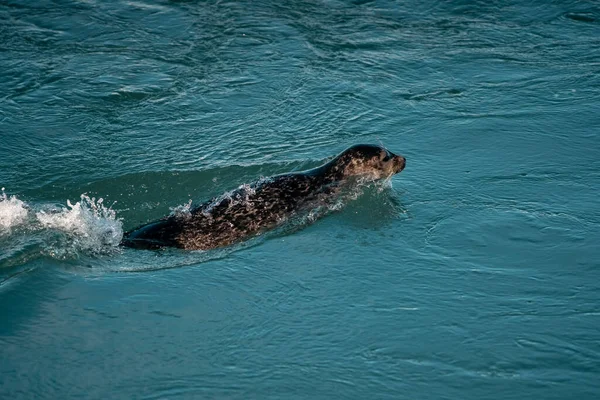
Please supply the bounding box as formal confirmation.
[121,218,181,249]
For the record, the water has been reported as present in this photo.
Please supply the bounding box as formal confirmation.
[1,0,599,398]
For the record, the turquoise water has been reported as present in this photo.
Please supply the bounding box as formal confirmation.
[1,0,600,398]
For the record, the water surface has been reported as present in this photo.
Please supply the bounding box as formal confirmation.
[1,0,599,398]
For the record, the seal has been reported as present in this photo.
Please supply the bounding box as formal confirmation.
[121,144,406,250]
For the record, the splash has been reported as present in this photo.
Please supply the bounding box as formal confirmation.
[170,199,193,218]
[36,195,123,256]
[201,181,264,217]
[0,188,29,233]
[1,191,123,266]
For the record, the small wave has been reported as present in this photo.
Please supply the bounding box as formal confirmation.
[282,178,395,230]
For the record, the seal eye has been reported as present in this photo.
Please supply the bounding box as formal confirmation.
[381,150,391,162]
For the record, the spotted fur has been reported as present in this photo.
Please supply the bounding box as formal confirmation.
[121,144,406,250]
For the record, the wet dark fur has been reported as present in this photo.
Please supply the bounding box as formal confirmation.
[121,144,406,250]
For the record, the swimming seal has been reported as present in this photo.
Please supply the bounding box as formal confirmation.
[121,144,406,250]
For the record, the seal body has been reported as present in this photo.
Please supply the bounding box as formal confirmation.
[121,144,406,250]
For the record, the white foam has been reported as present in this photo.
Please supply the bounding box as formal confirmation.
[36,194,123,254]
[0,188,29,232]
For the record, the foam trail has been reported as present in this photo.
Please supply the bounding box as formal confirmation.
[1,190,123,265]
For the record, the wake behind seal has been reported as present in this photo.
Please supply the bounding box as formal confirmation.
[121,144,406,250]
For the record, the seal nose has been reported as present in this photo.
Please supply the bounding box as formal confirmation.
[394,155,406,172]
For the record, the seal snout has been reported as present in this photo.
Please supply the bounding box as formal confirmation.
[393,155,406,173]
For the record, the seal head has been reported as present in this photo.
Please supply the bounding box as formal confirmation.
[313,144,406,182]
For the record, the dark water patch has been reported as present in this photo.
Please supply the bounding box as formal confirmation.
[564,12,597,24]
[397,88,465,102]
